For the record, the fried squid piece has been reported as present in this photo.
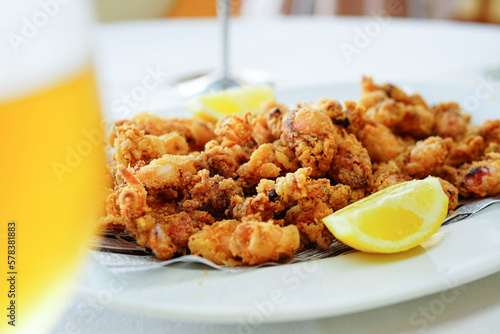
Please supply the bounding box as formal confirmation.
[230,192,285,222]
[444,135,485,167]
[285,201,335,250]
[328,129,372,188]
[273,168,351,211]
[229,221,300,266]
[312,98,345,120]
[135,154,198,190]
[180,169,244,219]
[456,155,500,197]
[437,178,459,212]
[109,123,189,166]
[395,136,453,179]
[189,220,300,266]
[281,106,340,177]
[195,141,245,179]
[196,112,268,177]
[370,161,410,194]
[270,168,351,249]
[432,102,471,140]
[188,220,242,266]
[248,105,279,145]
[342,101,369,134]
[100,165,150,230]
[359,76,389,108]
[359,77,435,139]
[142,211,204,260]
[365,100,434,139]
[478,119,500,155]
[236,144,281,187]
[357,123,411,163]
[215,112,260,157]
[230,178,291,222]
[129,111,215,151]
[236,142,299,189]
[101,166,209,260]
[290,181,350,250]
[258,102,291,140]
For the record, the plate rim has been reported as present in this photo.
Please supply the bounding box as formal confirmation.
[87,82,500,324]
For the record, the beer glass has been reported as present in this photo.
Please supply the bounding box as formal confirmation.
[0,1,106,332]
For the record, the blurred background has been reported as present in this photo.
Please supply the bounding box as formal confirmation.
[93,0,500,23]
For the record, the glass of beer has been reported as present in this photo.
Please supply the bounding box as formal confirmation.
[0,1,106,333]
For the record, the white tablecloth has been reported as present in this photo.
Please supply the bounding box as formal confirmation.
[52,17,500,334]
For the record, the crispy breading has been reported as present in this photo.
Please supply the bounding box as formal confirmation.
[433,102,471,140]
[189,219,301,266]
[444,135,485,167]
[328,129,372,188]
[129,111,215,151]
[229,221,300,265]
[188,220,242,266]
[360,77,435,139]
[100,77,499,266]
[370,161,410,194]
[236,142,299,189]
[180,169,243,219]
[437,178,459,212]
[456,155,500,197]
[396,136,453,179]
[358,123,411,163]
[281,106,340,177]
[135,154,198,189]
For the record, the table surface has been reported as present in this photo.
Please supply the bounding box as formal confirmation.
[53,17,500,334]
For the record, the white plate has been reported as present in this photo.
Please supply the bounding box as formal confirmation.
[79,83,500,324]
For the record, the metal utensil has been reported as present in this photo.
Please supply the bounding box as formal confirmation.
[442,197,500,226]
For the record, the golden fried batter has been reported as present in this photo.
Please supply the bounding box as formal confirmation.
[188,220,242,266]
[478,119,500,155]
[329,129,372,188]
[135,154,197,189]
[260,102,291,140]
[236,142,299,189]
[437,178,459,212]
[456,155,500,197]
[444,135,484,167]
[282,106,340,177]
[189,219,300,266]
[180,169,243,219]
[433,102,470,140]
[313,98,345,120]
[144,212,203,260]
[370,161,410,194]
[358,123,410,163]
[360,77,435,139]
[195,141,242,179]
[129,111,215,151]
[229,221,300,265]
[109,123,189,166]
[100,76,500,267]
[396,136,453,179]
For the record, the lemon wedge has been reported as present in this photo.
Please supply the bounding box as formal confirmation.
[322,176,448,253]
[185,85,275,123]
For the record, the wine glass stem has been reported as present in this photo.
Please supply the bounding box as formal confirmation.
[219,0,230,89]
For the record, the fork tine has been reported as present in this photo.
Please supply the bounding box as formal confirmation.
[442,197,500,226]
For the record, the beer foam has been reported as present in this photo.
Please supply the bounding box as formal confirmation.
[0,0,95,101]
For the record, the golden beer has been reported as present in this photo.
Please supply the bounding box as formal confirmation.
[0,1,106,333]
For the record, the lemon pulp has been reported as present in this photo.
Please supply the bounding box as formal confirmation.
[356,206,423,241]
[186,85,275,123]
